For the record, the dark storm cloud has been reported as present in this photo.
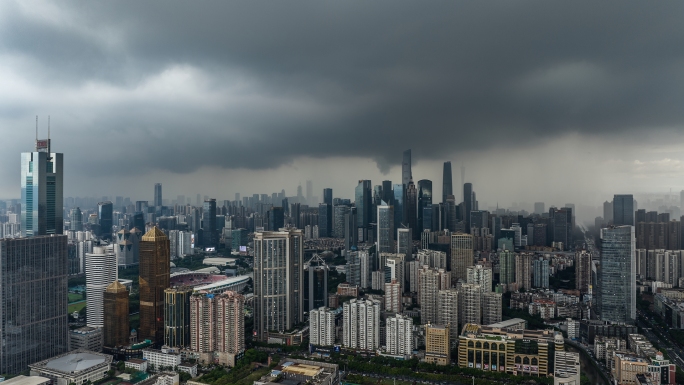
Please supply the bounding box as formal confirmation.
[1,0,684,176]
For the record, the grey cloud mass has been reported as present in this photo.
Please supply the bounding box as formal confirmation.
[1,1,684,211]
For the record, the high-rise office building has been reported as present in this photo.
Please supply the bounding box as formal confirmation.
[139,227,170,344]
[85,245,118,328]
[397,226,412,260]
[382,180,393,204]
[70,207,83,231]
[333,204,350,238]
[355,180,372,239]
[459,283,482,326]
[413,179,432,235]
[343,298,380,351]
[154,183,162,208]
[499,249,516,286]
[437,289,459,344]
[450,233,474,283]
[310,307,335,346]
[515,253,533,291]
[164,286,193,348]
[599,226,636,323]
[305,254,328,312]
[0,235,68,374]
[318,203,332,237]
[393,184,405,229]
[21,137,64,237]
[551,207,572,249]
[533,257,550,288]
[463,183,473,231]
[613,195,635,226]
[402,149,412,187]
[406,181,418,236]
[98,201,113,240]
[253,230,304,341]
[377,202,395,253]
[386,314,413,357]
[442,162,452,204]
[344,208,358,251]
[323,188,333,206]
[202,199,218,249]
[268,206,285,231]
[103,281,129,348]
[290,203,301,229]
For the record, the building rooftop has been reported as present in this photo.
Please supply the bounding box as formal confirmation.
[1,376,51,385]
[30,350,112,374]
[282,363,322,378]
[486,318,527,329]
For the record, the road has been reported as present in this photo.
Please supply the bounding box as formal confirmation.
[637,312,684,369]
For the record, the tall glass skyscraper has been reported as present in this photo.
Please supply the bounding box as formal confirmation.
[355,180,372,234]
[202,199,218,249]
[377,202,395,253]
[323,188,333,206]
[70,207,83,231]
[154,183,162,208]
[463,183,473,231]
[599,225,636,323]
[402,149,412,187]
[98,201,113,240]
[382,180,393,204]
[442,161,452,204]
[393,184,405,230]
[0,235,68,374]
[21,138,63,237]
[318,203,332,237]
[613,194,635,226]
[417,180,433,233]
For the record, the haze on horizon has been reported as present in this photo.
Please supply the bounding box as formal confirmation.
[1,1,684,225]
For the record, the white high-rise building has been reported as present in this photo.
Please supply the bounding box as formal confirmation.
[384,280,402,313]
[386,314,413,357]
[253,230,304,341]
[417,249,448,270]
[85,245,118,328]
[419,266,451,324]
[459,283,481,326]
[437,289,459,344]
[343,298,380,351]
[466,264,492,294]
[384,253,406,293]
[310,307,335,346]
[359,250,372,289]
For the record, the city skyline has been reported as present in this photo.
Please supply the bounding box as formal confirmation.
[0,2,684,210]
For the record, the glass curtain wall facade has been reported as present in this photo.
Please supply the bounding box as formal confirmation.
[599,225,636,323]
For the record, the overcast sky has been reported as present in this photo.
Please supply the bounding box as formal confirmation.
[1,1,684,222]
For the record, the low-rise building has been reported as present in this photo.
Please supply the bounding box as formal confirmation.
[178,362,198,378]
[486,318,527,331]
[125,358,148,372]
[69,326,104,352]
[613,353,649,385]
[458,323,563,377]
[28,350,113,385]
[554,351,580,385]
[337,283,359,297]
[0,376,51,385]
[254,359,339,385]
[142,348,181,370]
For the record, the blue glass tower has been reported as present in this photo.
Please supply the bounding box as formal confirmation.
[21,138,63,237]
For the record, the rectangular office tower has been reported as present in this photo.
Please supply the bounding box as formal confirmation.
[253,229,304,341]
[599,226,636,323]
[0,235,68,374]
[21,138,63,237]
[139,227,170,345]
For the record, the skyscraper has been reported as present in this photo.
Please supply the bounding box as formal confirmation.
[85,245,118,328]
[323,188,333,206]
[202,199,218,249]
[98,201,113,240]
[310,307,335,347]
[355,180,372,239]
[442,162,452,204]
[344,208,357,252]
[459,283,482,326]
[515,253,533,291]
[576,250,592,295]
[393,184,405,229]
[377,202,395,253]
[437,289,459,344]
[103,281,129,348]
[154,183,162,208]
[70,207,83,231]
[386,314,413,357]
[466,264,492,293]
[382,180,393,204]
[406,181,418,236]
[397,226,412,260]
[419,266,451,324]
[402,149,412,186]
[613,195,635,226]
[599,226,636,323]
[463,183,473,231]
[499,249,516,286]
[305,254,328,312]
[21,137,63,237]
[450,233,474,283]
[253,230,304,341]
[418,180,433,233]
[139,227,170,344]
[343,298,380,351]
[189,291,245,366]
[318,203,332,237]
[533,257,549,288]
[0,235,68,374]
[164,286,193,348]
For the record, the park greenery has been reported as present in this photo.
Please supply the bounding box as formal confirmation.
[196,349,271,385]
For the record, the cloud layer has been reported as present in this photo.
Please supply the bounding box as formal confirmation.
[0,0,684,214]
